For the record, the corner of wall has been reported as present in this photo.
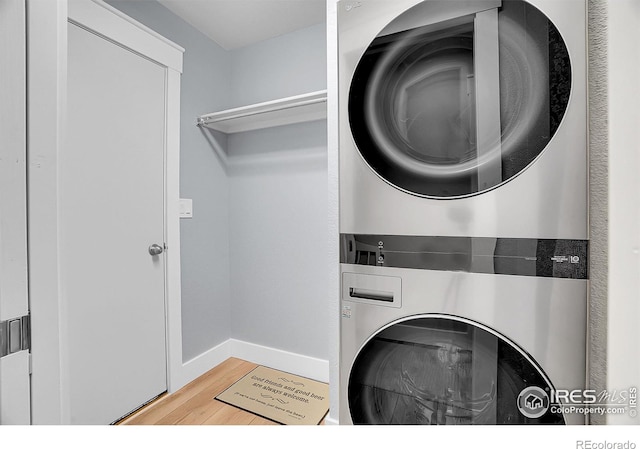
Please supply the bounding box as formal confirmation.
[586,0,608,426]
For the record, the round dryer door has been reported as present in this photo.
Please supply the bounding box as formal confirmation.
[348,316,564,424]
[349,0,571,198]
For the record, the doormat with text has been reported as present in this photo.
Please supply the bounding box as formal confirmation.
[215,365,329,425]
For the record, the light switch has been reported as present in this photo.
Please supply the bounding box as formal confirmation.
[179,198,193,218]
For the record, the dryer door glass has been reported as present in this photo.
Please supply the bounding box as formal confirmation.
[348,0,571,198]
[348,316,565,424]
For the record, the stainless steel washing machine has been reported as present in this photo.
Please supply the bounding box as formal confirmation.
[337,0,588,425]
[338,0,587,239]
[339,235,588,424]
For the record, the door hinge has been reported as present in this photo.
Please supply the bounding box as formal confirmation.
[0,314,30,359]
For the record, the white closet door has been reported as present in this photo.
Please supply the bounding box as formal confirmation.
[64,20,167,424]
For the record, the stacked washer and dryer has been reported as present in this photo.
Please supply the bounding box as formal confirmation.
[338,0,588,424]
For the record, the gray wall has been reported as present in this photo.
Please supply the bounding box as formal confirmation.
[228,121,328,359]
[227,24,329,360]
[106,0,233,362]
[229,23,327,106]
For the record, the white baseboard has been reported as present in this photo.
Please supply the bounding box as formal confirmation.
[229,339,329,383]
[173,338,330,393]
[323,415,339,425]
[174,339,233,392]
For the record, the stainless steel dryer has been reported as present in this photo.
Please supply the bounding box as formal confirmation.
[338,0,587,239]
[339,235,588,424]
[337,0,588,425]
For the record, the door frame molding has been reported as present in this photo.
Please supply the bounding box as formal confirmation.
[0,0,30,424]
[28,0,185,423]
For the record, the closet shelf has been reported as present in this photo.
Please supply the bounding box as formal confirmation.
[197,90,327,134]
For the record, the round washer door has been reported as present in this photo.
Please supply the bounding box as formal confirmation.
[348,316,564,424]
[349,0,571,198]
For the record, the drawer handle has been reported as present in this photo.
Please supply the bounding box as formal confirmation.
[349,288,394,302]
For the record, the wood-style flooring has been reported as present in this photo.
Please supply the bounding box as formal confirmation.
[118,357,321,425]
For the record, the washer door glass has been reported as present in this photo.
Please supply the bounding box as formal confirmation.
[348,0,571,197]
[348,316,564,424]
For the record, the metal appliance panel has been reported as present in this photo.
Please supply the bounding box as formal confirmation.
[339,264,587,424]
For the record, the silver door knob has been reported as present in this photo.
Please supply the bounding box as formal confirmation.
[148,244,164,256]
